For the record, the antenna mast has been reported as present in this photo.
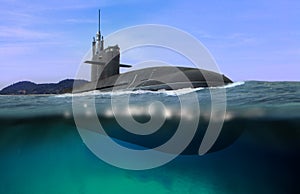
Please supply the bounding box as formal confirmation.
[98,9,100,34]
[96,9,101,42]
[96,9,104,51]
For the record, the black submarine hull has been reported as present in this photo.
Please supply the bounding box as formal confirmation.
[73,66,238,155]
[77,66,232,92]
[77,114,243,155]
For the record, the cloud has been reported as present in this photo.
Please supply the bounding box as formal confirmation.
[0,26,51,40]
[273,48,300,56]
[225,33,259,46]
[0,44,33,56]
[64,18,96,24]
[0,0,146,13]
[0,25,64,56]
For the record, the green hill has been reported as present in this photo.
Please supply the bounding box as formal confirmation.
[0,79,89,95]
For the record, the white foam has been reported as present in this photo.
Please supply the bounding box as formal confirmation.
[54,90,103,98]
[54,82,245,98]
[222,81,245,89]
[162,87,205,96]
[54,88,202,98]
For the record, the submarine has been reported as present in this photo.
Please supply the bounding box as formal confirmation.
[72,11,242,157]
[77,10,232,93]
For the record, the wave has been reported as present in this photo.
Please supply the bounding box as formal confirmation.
[54,87,204,98]
[54,90,99,98]
[223,81,245,88]
[208,81,245,90]
[55,82,245,98]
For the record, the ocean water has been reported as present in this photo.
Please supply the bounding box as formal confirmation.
[0,81,299,194]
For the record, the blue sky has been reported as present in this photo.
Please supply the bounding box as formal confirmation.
[0,0,299,89]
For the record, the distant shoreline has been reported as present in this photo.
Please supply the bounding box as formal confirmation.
[0,79,89,95]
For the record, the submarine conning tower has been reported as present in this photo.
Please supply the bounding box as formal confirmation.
[85,10,121,82]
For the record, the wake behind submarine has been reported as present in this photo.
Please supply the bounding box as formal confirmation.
[76,10,233,93]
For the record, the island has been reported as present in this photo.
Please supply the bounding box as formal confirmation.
[0,79,89,95]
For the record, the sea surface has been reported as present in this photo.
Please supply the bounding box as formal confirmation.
[0,81,299,194]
